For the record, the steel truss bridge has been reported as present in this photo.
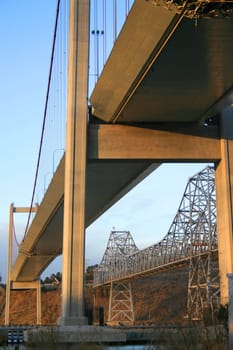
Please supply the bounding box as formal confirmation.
[147,0,233,20]
[93,166,219,323]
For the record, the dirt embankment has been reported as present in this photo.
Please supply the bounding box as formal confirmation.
[0,286,61,325]
[0,268,189,326]
[93,268,189,326]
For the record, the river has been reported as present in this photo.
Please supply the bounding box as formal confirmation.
[2,346,154,350]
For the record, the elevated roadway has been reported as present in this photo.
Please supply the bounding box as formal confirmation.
[93,249,219,287]
[90,0,233,123]
[11,0,233,283]
[12,154,157,281]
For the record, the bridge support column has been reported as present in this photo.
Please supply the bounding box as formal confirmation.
[228,273,233,348]
[58,0,89,326]
[36,279,42,325]
[215,108,233,305]
[5,204,38,325]
[108,281,134,325]
[5,204,14,326]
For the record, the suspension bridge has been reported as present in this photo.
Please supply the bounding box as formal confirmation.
[4,0,233,333]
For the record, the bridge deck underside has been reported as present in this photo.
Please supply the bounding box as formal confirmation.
[12,156,157,281]
[90,0,233,123]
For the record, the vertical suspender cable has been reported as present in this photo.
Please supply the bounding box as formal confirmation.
[94,0,98,82]
[113,0,117,42]
[103,0,106,65]
[126,0,130,17]
[62,0,68,147]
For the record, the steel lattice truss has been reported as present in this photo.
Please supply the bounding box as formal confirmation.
[147,0,233,19]
[96,230,139,280]
[94,166,219,320]
[187,252,219,319]
[108,281,135,323]
[94,166,217,286]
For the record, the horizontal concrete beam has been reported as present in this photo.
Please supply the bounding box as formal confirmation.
[13,206,37,213]
[88,124,220,161]
[12,281,38,289]
[12,123,220,282]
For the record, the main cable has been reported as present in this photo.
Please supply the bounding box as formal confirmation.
[23,0,61,241]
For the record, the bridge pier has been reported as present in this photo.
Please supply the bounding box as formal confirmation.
[215,108,233,306]
[58,0,89,326]
[5,204,40,326]
[108,281,135,325]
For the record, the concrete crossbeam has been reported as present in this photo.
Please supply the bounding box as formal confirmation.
[88,124,220,161]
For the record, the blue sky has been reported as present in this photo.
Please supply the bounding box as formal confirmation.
[0,1,208,281]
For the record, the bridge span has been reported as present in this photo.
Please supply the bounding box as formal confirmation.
[5,0,233,328]
[93,166,219,320]
[11,155,157,282]
[10,0,232,284]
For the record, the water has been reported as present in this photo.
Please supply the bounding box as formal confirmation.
[108,347,151,350]
[113,346,156,350]
[2,346,153,350]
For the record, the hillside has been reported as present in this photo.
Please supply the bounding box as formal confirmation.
[0,286,61,325]
[93,268,189,326]
[0,268,190,326]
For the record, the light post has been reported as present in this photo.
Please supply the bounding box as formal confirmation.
[91,29,104,79]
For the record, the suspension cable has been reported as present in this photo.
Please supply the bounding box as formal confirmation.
[23,0,61,241]
[12,217,21,248]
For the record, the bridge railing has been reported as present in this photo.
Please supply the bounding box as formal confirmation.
[147,0,233,19]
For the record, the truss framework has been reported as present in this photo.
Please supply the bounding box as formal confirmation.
[94,167,219,319]
[108,281,134,324]
[187,252,220,320]
[147,0,233,19]
[184,167,220,319]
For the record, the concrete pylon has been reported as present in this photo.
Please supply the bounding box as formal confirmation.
[228,273,233,348]
[215,107,233,306]
[5,204,40,326]
[5,203,14,326]
[58,0,90,326]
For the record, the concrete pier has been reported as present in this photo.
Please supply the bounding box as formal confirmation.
[59,0,90,326]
